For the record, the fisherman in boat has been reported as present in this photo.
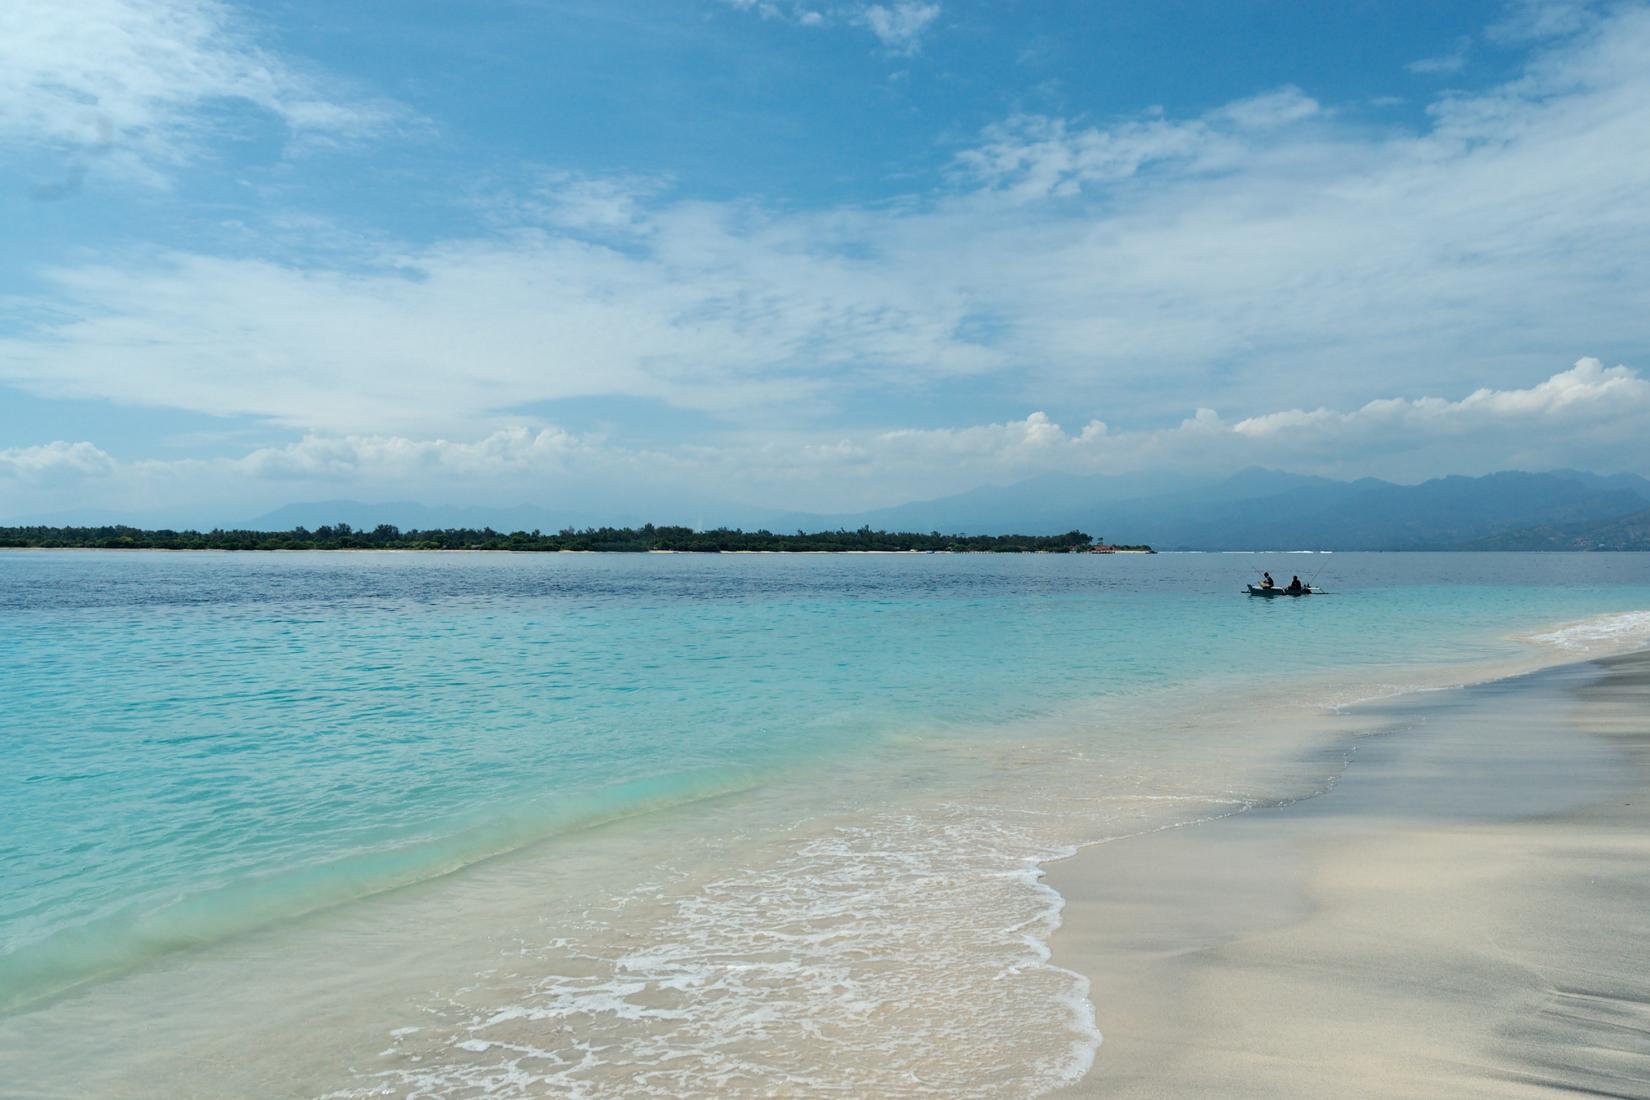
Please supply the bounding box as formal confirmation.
[1261,572,1276,589]
[1287,575,1304,594]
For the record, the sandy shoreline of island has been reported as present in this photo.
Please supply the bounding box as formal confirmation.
[1046,648,1650,1098]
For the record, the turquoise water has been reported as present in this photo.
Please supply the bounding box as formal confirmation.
[4,549,1650,1014]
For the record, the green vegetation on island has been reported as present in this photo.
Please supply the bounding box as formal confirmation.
[0,524,1151,554]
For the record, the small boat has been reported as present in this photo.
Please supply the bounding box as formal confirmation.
[1246,584,1313,597]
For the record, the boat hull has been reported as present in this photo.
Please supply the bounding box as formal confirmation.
[1246,585,1313,597]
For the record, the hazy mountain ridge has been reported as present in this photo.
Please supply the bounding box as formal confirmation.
[803,468,1650,549]
[228,469,1650,551]
[1105,470,1650,550]
[1461,507,1650,551]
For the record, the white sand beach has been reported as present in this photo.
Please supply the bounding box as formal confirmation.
[1050,651,1650,1098]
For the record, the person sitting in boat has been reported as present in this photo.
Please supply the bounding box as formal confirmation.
[1261,572,1275,589]
[1287,575,1304,593]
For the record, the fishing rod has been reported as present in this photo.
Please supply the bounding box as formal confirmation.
[1304,556,1338,592]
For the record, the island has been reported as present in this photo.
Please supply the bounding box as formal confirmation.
[0,524,1153,554]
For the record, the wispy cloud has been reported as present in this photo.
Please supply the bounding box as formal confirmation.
[720,0,940,53]
[953,86,1320,199]
[861,3,941,53]
[1407,38,1471,75]
[490,171,674,235]
[0,0,409,185]
[1488,0,1601,42]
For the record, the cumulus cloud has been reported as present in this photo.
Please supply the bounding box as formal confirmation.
[1232,358,1648,437]
[236,427,589,481]
[8,360,1647,521]
[800,359,1650,498]
[706,359,1650,503]
[0,441,117,484]
[0,0,407,181]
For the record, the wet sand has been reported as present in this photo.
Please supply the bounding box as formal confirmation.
[1049,651,1650,1098]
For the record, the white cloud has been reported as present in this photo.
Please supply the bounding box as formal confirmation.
[8,360,1647,521]
[953,86,1319,199]
[721,0,938,52]
[1488,0,1600,43]
[1408,39,1471,75]
[798,358,1650,496]
[861,3,940,53]
[1232,358,1648,437]
[0,0,406,182]
[497,172,672,235]
[236,427,589,481]
[1211,86,1321,129]
[714,358,1650,503]
[0,214,1004,434]
[0,441,116,484]
[6,2,1650,503]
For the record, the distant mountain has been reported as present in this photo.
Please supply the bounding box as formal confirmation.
[779,469,1202,535]
[1103,470,1650,550]
[1461,507,1650,551]
[239,473,1201,537]
[230,468,1650,550]
[789,468,1650,549]
[1544,469,1650,499]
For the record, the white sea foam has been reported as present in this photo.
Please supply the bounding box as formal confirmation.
[1526,609,1650,653]
[336,678,1412,1100]
[326,801,1117,1099]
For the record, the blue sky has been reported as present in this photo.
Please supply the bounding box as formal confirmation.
[4,0,1650,523]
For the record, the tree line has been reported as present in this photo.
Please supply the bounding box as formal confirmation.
[0,523,1134,553]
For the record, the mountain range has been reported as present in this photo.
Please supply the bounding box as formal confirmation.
[234,468,1650,551]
